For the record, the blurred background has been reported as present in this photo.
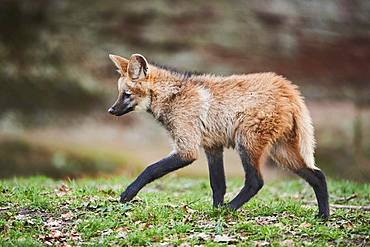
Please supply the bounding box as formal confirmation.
[0,0,369,182]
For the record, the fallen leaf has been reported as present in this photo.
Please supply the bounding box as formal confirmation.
[61,212,73,221]
[299,222,311,228]
[196,232,211,241]
[69,229,81,241]
[50,229,62,239]
[343,221,354,229]
[55,184,71,197]
[164,203,177,209]
[44,241,52,246]
[45,218,62,228]
[280,239,294,246]
[214,234,236,243]
[292,194,300,200]
[102,229,113,236]
[116,232,127,239]
[26,219,35,225]
[253,240,270,246]
[182,214,192,223]
[256,216,278,225]
[274,222,284,228]
[15,214,27,220]
[117,226,129,232]
[0,206,10,211]
[178,243,191,247]
[182,204,196,214]
[198,221,215,229]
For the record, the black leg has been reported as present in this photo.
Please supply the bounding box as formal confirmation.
[228,147,263,210]
[295,168,330,219]
[205,147,226,207]
[120,153,194,203]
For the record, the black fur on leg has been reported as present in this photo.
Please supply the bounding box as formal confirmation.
[205,147,226,207]
[120,153,194,203]
[295,168,330,219]
[228,146,263,210]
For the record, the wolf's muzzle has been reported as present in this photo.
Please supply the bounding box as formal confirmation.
[108,105,134,116]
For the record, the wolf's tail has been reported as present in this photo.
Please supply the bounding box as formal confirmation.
[294,97,318,170]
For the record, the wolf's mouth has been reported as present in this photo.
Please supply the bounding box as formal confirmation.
[109,106,134,116]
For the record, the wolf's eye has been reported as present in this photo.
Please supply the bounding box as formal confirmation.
[115,69,122,75]
[124,91,132,97]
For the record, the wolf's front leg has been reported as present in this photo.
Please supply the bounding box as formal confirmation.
[120,152,195,203]
[205,147,226,207]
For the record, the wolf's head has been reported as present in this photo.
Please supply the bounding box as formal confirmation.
[108,54,152,116]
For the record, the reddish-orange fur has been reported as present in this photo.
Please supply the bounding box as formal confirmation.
[109,54,318,174]
[108,54,329,218]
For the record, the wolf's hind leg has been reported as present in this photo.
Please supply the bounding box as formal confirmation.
[295,168,329,219]
[270,141,329,219]
[205,147,226,207]
[228,144,264,210]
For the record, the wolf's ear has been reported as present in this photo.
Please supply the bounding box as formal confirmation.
[109,54,129,75]
[127,54,149,81]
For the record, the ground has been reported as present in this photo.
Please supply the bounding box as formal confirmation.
[0,176,369,246]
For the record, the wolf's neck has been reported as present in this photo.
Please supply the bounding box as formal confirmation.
[145,70,184,123]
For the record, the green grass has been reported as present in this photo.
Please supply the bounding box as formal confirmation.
[0,176,369,246]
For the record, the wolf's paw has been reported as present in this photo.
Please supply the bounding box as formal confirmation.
[119,188,137,203]
[226,202,240,211]
[315,211,330,221]
[213,201,225,208]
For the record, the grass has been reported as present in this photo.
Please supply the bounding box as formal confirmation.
[0,176,369,246]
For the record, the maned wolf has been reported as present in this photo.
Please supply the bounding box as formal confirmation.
[108,53,329,219]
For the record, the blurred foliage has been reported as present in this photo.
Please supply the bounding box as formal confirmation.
[1,0,369,118]
[316,146,370,182]
[0,0,370,180]
[0,137,122,179]
[0,1,104,119]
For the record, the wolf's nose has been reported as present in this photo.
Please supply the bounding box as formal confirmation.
[108,107,115,114]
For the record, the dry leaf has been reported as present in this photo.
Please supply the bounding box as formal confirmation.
[179,243,191,247]
[15,214,27,220]
[182,214,192,223]
[299,222,311,228]
[55,184,71,197]
[117,232,127,239]
[182,204,196,214]
[0,206,10,211]
[280,239,294,246]
[256,216,277,225]
[117,226,129,231]
[102,229,113,236]
[60,244,71,247]
[274,222,284,228]
[343,221,354,229]
[50,229,62,239]
[214,234,236,243]
[164,203,178,209]
[253,240,270,246]
[61,212,73,220]
[45,218,62,228]
[44,241,52,246]
[196,232,211,241]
